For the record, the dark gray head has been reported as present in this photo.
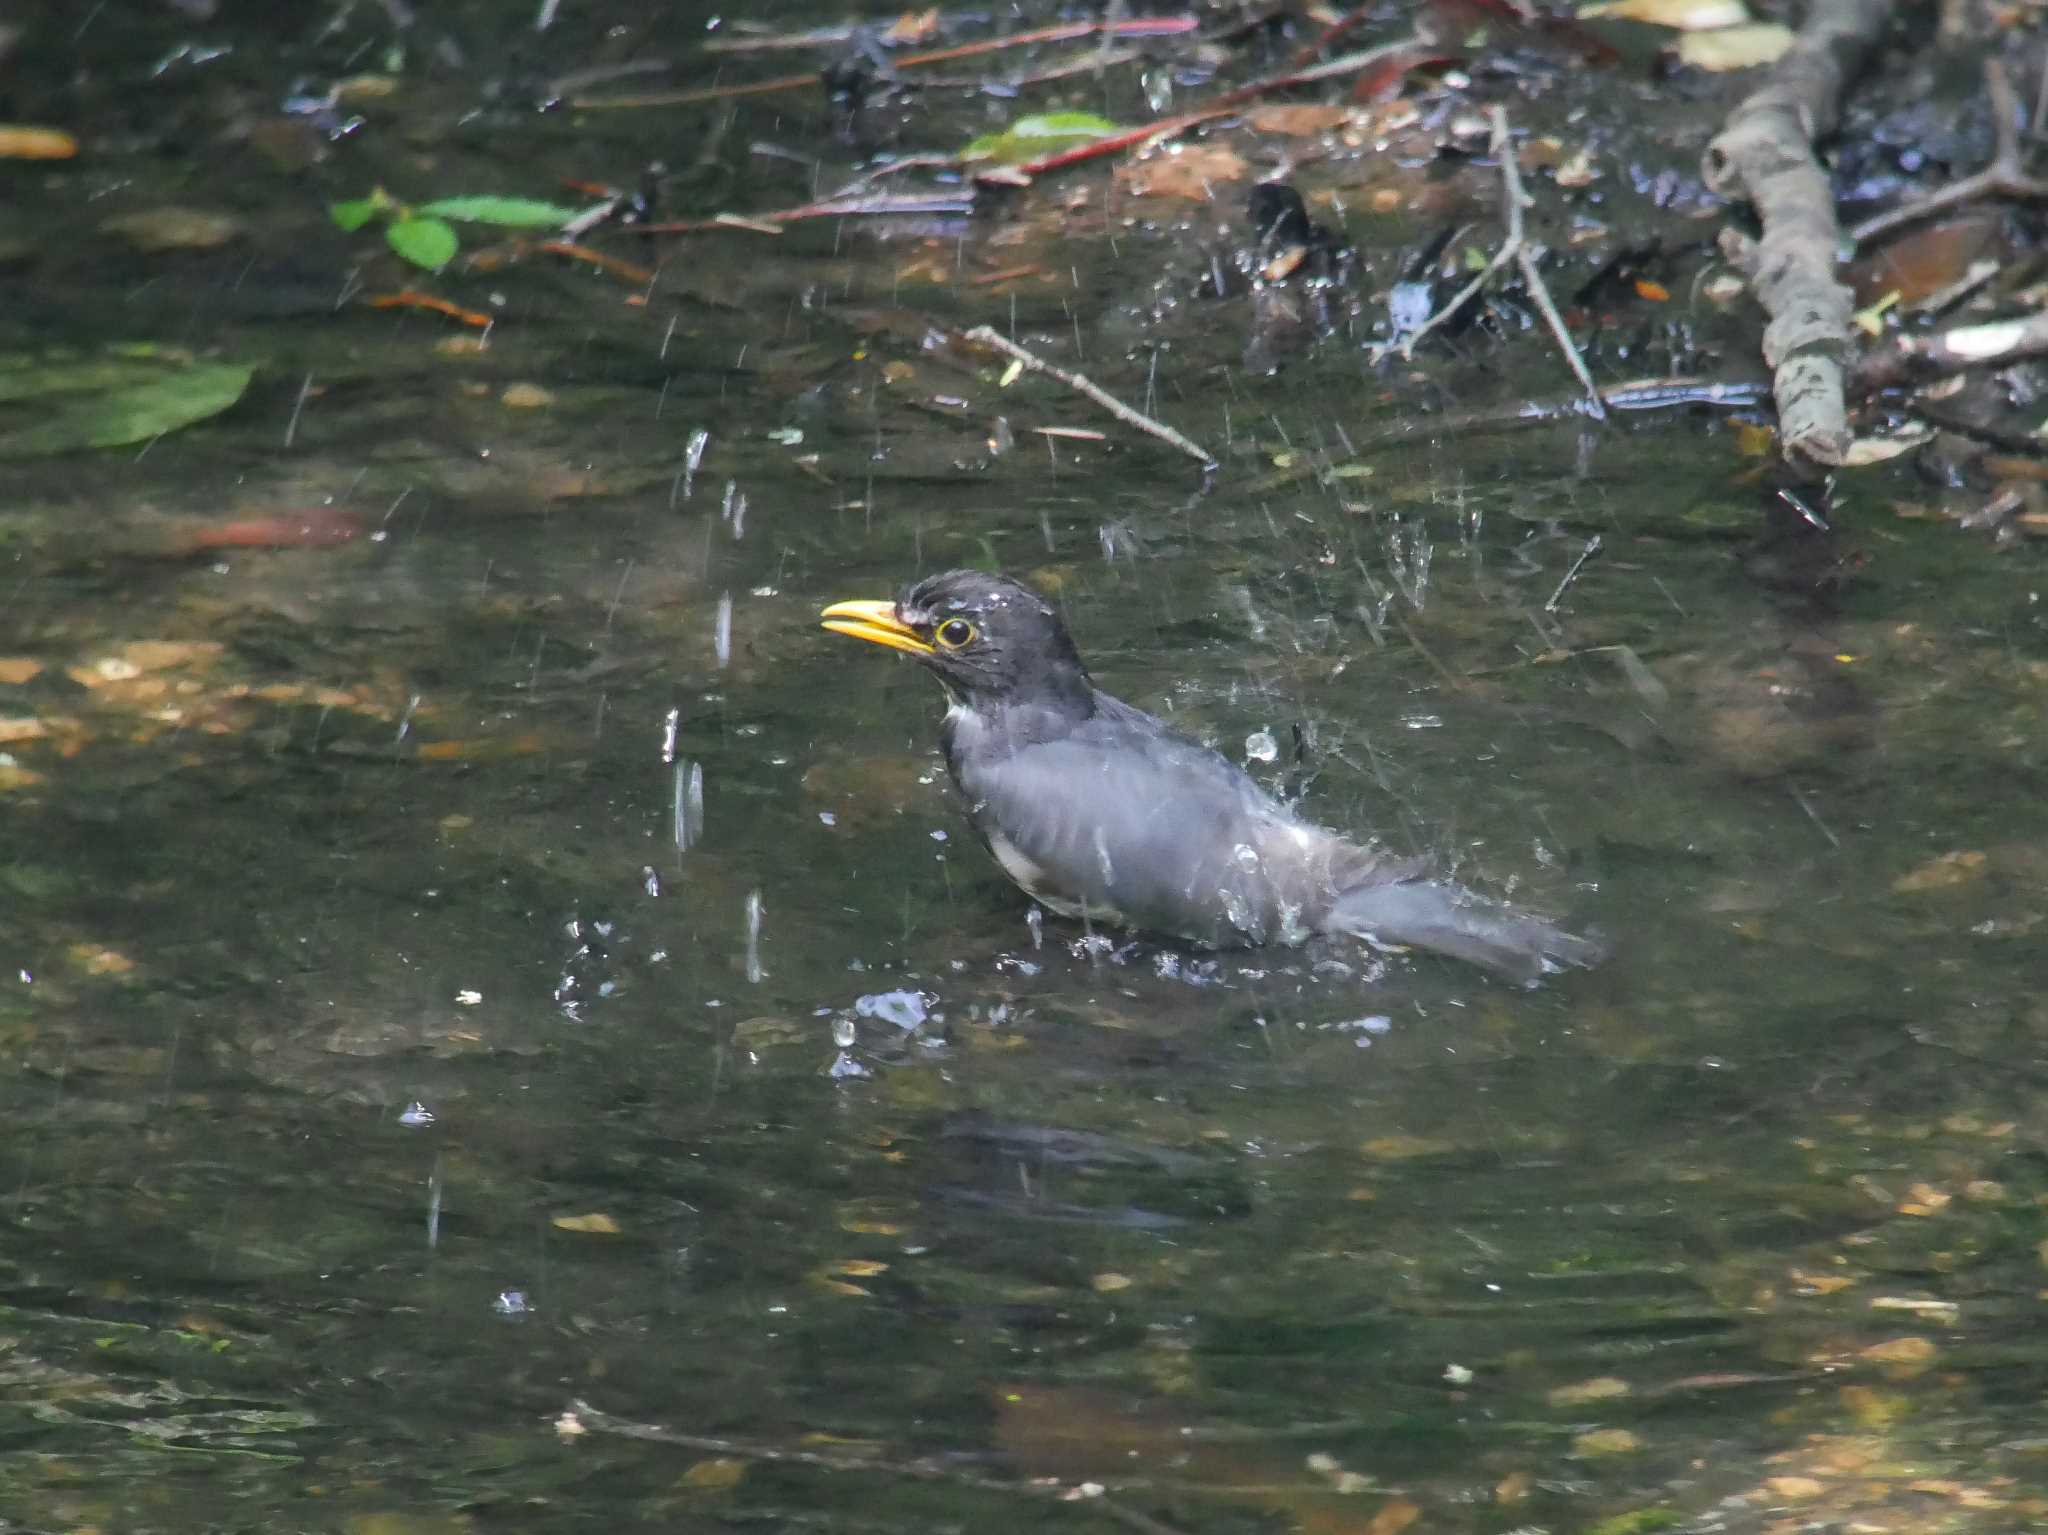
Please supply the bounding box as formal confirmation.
[822,569,1093,713]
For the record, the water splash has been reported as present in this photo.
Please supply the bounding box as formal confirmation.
[673,761,704,850]
[425,1151,442,1250]
[855,990,928,1030]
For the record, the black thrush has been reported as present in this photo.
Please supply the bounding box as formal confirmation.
[822,570,1601,982]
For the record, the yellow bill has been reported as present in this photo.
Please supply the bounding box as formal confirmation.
[820,599,935,658]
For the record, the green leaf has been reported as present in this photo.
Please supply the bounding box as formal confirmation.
[0,348,257,459]
[962,111,1124,164]
[328,197,380,232]
[385,215,458,270]
[415,195,583,229]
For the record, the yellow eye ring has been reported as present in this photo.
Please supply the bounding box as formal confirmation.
[935,618,977,649]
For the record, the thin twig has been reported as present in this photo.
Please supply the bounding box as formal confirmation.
[700,24,854,53]
[1905,400,2048,456]
[1378,236,1517,361]
[1375,108,1604,417]
[962,325,1216,469]
[997,44,1142,90]
[976,42,1429,187]
[1244,379,1765,493]
[1850,59,2048,246]
[1544,534,1603,613]
[1372,107,1535,360]
[1393,612,1470,693]
[1853,305,2048,394]
[579,69,818,109]
[626,191,977,236]
[566,1401,1196,1535]
[573,17,1199,108]
[1601,378,1770,410]
[1492,108,1606,419]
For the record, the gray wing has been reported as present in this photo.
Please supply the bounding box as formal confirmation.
[953,694,1401,946]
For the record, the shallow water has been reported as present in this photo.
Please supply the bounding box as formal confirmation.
[5,4,2048,1532]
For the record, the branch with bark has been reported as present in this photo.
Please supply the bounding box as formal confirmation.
[1701,0,1896,470]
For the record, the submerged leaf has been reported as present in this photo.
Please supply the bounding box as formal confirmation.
[328,196,381,232]
[0,125,78,159]
[101,207,243,251]
[963,111,1124,164]
[385,215,458,270]
[552,1212,622,1234]
[0,348,255,458]
[1579,0,1749,27]
[416,195,582,228]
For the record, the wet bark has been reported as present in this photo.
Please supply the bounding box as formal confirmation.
[1701,0,1897,470]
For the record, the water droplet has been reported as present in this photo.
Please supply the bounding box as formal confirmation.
[398,1101,435,1127]
[1244,729,1279,763]
[494,1290,530,1317]
[744,890,765,983]
[673,761,705,850]
[659,706,680,765]
[681,428,709,500]
[828,1052,871,1080]
[713,592,733,668]
[831,1016,856,1048]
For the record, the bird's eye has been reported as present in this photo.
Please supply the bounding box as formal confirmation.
[935,618,977,649]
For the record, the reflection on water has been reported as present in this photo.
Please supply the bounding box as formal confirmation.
[4,2,2047,1533]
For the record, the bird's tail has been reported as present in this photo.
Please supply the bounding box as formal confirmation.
[1328,877,1604,984]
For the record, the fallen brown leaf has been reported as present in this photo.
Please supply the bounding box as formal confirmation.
[1892,850,1988,893]
[1116,143,1250,201]
[552,1212,622,1234]
[1245,104,1357,136]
